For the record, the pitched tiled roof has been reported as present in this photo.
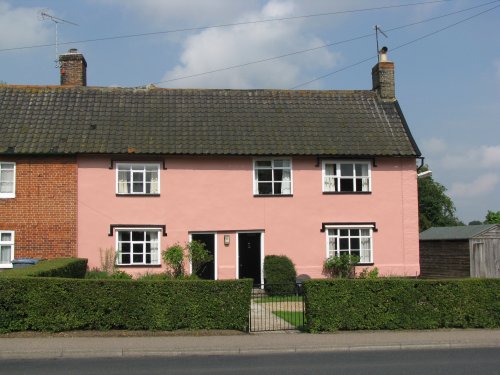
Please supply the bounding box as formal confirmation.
[420,225,500,241]
[0,85,420,156]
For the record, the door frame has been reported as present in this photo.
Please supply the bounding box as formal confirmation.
[188,232,218,280]
[236,231,264,285]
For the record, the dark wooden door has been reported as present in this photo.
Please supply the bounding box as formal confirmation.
[191,233,215,280]
[238,233,261,285]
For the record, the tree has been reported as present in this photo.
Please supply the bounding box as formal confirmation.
[418,165,462,232]
[485,210,500,224]
[468,220,483,225]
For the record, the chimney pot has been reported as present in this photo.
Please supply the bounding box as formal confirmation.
[58,48,87,86]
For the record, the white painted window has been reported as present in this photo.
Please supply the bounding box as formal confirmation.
[0,162,16,198]
[322,161,371,193]
[0,231,14,268]
[116,163,160,195]
[253,159,292,195]
[116,229,160,265]
[326,226,373,264]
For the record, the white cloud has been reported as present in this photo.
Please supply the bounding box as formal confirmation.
[440,145,500,170]
[421,137,447,155]
[159,0,340,88]
[0,1,51,49]
[449,173,499,198]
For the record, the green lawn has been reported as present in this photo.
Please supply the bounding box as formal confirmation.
[273,311,306,330]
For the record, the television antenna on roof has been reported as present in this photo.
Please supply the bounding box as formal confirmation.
[374,25,388,61]
[38,10,78,67]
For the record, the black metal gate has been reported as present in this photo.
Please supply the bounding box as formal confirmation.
[249,283,305,332]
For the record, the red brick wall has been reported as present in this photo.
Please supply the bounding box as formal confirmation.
[0,156,77,259]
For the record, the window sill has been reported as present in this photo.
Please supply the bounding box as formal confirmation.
[116,264,162,268]
[0,195,15,199]
[253,194,293,198]
[323,191,371,195]
[116,194,160,197]
[356,263,374,266]
[0,264,13,269]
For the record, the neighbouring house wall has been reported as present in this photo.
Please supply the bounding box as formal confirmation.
[419,240,470,278]
[77,155,419,278]
[0,156,77,259]
[471,237,500,278]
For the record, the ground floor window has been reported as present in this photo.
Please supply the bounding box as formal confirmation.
[0,230,14,267]
[326,227,372,264]
[116,229,160,265]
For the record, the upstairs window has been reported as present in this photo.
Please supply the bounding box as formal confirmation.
[0,231,14,268]
[0,162,15,198]
[254,159,292,195]
[116,229,160,265]
[116,163,160,195]
[326,227,373,264]
[323,161,370,193]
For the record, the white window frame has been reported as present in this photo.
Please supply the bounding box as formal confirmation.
[253,158,293,195]
[0,230,15,268]
[0,162,16,199]
[325,225,373,264]
[116,163,160,195]
[322,160,371,193]
[115,228,161,266]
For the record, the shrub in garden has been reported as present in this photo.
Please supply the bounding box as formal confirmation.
[187,240,213,276]
[162,243,185,278]
[0,258,88,279]
[358,267,379,279]
[162,241,212,279]
[323,254,360,278]
[263,255,297,296]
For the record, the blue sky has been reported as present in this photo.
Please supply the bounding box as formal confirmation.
[1,0,499,223]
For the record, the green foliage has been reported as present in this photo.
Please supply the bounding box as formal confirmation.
[85,269,131,280]
[162,243,185,278]
[418,165,462,231]
[263,255,297,296]
[0,278,253,332]
[358,267,379,279]
[323,254,360,279]
[0,258,87,279]
[468,220,484,225]
[99,247,117,275]
[485,210,500,224]
[303,279,500,332]
[187,240,213,276]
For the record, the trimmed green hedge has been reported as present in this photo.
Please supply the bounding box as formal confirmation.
[0,278,252,332]
[0,258,87,279]
[264,255,297,296]
[304,279,500,332]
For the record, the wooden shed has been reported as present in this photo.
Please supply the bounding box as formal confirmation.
[419,224,500,278]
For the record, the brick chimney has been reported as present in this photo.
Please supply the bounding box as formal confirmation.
[372,46,395,101]
[59,48,87,86]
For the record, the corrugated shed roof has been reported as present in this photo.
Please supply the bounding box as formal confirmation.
[419,225,500,241]
[0,85,420,156]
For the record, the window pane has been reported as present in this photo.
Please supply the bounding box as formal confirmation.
[255,161,272,167]
[360,229,370,236]
[0,182,13,193]
[350,238,360,249]
[1,232,11,242]
[339,229,348,236]
[340,164,353,176]
[273,182,282,194]
[273,169,283,181]
[0,245,11,263]
[340,179,354,191]
[132,172,143,182]
[145,165,158,172]
[355,179,363,191]
[133,254,143,263]
[146,254,151,264]
[351,250,360,258]
[119,231,130,241]
[355,163,368,176]
[339,238,349,249]
[258,182,273,194]
[133,243,143,254]
[132,183,143,193]
[324,163,334,176]
[351,229,359,236]
[120,243,130,253]
[121,254,130,264]
[132,231,144,241]
[257,169,272,181]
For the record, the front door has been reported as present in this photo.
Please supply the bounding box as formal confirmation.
[238,232,261,285]
[191,233,215,280]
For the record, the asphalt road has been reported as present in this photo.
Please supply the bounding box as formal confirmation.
[2,347,499,375]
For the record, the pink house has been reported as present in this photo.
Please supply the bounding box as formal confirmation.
[1,48,421,281]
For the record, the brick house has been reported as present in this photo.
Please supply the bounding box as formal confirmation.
[0,48,421,280]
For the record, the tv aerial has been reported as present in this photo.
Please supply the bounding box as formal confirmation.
[38,10,78,67]
[374,25,388,61]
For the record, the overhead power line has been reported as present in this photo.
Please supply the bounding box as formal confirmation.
[150,0,499,86]
[0,0,453,53]
[290,3,500,89]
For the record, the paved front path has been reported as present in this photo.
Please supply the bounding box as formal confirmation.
[249,300,295,331]
[0,329,499,359]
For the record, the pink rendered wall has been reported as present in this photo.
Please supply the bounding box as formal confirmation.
[77,156,419,278]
